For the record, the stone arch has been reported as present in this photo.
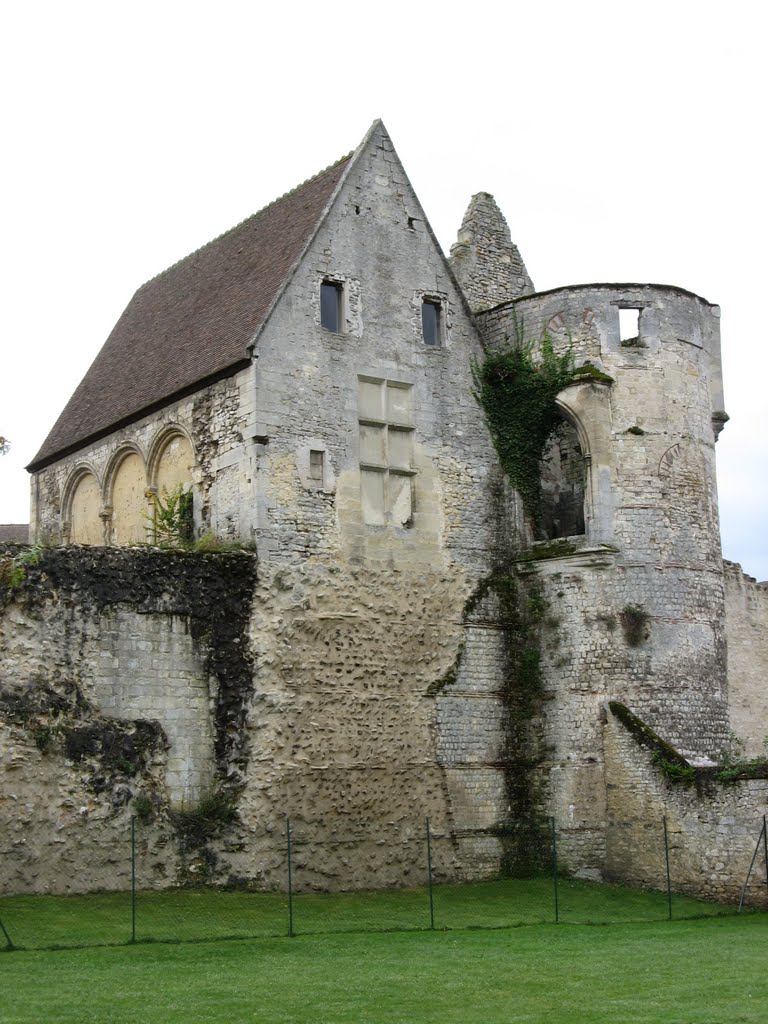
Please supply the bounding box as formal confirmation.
[64,465,104,545]
[146,428,196,543]
[106,447,149,545]
[538,404,587,540]
[148,428,195,497]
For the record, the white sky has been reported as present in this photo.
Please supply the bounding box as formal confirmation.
[1,1,765,579]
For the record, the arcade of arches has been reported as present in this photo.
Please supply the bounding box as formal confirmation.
[66,434,195,546]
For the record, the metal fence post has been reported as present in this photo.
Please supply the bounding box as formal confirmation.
[0,918,14,950]
[738,819,766,912]
[763,815,768,894]
[663,816,672,921]
[550,816,559,924]
[426,817,435,930]
[286,817,294,937]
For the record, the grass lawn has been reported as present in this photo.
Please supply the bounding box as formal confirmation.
[0,877,731,950]
[1,915,766,1023]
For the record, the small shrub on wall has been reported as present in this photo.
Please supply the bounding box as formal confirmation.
[146,486,194,547]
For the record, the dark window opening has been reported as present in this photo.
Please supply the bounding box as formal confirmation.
[408,216,416,230]
[321,281,342,332]
[421,299,442,346]
[539,416,586,540]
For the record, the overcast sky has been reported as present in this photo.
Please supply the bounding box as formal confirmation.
[1,1,765,579]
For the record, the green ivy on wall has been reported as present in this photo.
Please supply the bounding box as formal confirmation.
[472,335,577,523]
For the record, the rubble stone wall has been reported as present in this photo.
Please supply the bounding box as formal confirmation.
[725,561,768,756]
[604,706,768,905]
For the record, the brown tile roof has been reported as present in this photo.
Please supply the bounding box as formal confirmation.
[0,524,29,543]
[29,154,352,471]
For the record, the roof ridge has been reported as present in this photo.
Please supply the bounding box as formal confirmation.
[138,151,354,290]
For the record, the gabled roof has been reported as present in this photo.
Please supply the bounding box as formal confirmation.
[29,153,353,471]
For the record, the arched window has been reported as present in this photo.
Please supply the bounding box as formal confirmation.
[539,414,585,540]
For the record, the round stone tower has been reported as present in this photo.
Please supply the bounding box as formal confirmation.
[476,283,730,870]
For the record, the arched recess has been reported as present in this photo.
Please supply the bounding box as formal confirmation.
[148,429,196,543]
[65,468,104,545]
[539,408,587,540]
[108,448,148,545]
[553,379,618,546]
[150,429,195,497]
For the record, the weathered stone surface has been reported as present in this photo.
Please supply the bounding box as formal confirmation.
[725,561,768,756]
[6,123,767,902]
[450,192,535,311]
[605,707,768,905]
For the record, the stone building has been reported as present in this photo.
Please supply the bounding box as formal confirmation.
[3,120,768,898]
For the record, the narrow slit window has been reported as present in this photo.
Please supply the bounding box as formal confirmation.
[422,299,442,346]
[321,281,342,332]
[619,307,641,344]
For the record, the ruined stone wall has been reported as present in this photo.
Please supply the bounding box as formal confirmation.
[449,192,534,312]
[230,562,473,888]
[477,285,729,750]
[474,285,731,875]
[2,545,516,893]
[0,547,256,894]
[604,707,768,905]
[725,561,768,757]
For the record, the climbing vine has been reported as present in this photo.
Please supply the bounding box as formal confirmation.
[472,335,576,523]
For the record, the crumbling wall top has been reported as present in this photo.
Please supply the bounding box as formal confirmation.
[449,192,534,312]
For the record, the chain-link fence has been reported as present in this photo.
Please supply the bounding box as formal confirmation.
[2,815,764,952]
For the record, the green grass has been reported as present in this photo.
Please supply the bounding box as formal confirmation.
[0,876,733,951]
[1,915,766,1023]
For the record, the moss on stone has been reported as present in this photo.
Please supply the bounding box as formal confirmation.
[609,700,695,785]
[570,362,614,384]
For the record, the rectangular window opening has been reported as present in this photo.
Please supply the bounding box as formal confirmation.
[421,299,442,346]
[309,450,324,484]
[619,307,641,344]
[321,281,342,333]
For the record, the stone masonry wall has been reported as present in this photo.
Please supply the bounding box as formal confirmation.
[231,121,521,877]
[605,707,768,905]
[0,546,256,894]
[725,560,768,757]
[449,192,534,312]
[17,124,532,892]
[228,561,474,889]
[475,284,731,877]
